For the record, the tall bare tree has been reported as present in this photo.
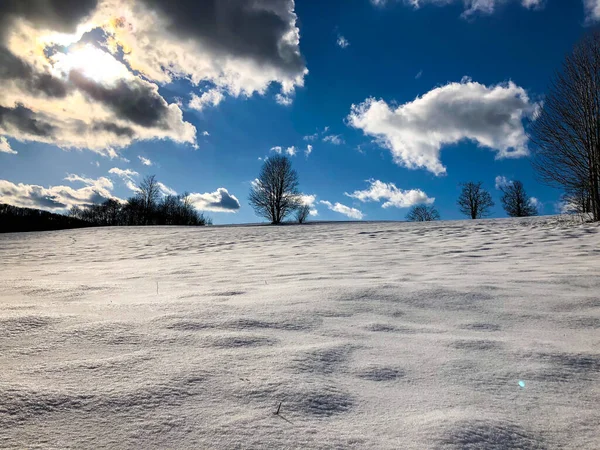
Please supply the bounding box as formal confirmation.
[137,174,161,224]
[529,31,600,222]
[249,155,301,224]
[406,204,440,222]
[457,182,494,219]
[138,175,161,211]
[500,180,538,217]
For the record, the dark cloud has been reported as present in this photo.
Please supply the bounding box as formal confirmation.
[30,193,68,209]
[206,189,241,211]
[0,48,68,98]
[188,188,241,212]
[0,0,98,42]
[139,0,305,76]
[69,70,171,128]
[0,105,56,137]
[92,122,136,138]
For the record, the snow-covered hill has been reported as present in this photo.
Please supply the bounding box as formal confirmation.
[1,217,599,449]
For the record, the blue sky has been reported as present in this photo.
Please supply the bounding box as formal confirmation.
[0,0,597,224]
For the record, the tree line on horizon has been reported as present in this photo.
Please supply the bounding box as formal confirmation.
[69,175,211,227]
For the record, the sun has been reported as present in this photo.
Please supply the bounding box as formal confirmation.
[52,44,131,84]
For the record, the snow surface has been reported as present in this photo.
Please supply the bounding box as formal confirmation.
[1,217,599,449]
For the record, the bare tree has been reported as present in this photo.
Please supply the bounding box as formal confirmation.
[500,181,538,217]
[457,182,494,219]
[137,175,161,211]
[529,31,600,222]
[296,204,311,224]
[249,155,301,224]
[406,204,440,222]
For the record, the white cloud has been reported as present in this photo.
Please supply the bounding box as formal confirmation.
[0,0,308,153]
[584,0,600,21]
[90,0,307,100]
[270,146,296,156]
[337,35,350,49]
[188,89,225,111]
[323,134,345,145]
[303,132,319,141]
[1,39,196,154]
[157,182,177,196]
[300,194,318,216]
[64,174,114,191]
[495,175,513,190]
[305,144,313,157]
[529,197,542,211]
[521,0,544,8]
[0,177,119,211]
[108,167,139,192]
[188,188,241,213]
[320,200,364,220]
[202,131,210,136]
[348,79,536,176]
[275,93,294,106]
[138,156,152,166]
[373,0,545,16]
[346,179,434,208]
[0,137,17,154]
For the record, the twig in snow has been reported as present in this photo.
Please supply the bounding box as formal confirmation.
[273,401,293,424]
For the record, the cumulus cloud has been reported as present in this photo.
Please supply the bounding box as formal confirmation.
[0,0,308,153]
[188,188,241,213]
[495,175,513,190]
[348,79,537,175]
[372,0,545,17]
[95,0,307,98]
[320,200,363,220]
[337,35,350,49]
[345,179,434,208]
[0,136,16,154]
[305,144,313,157]
[0,51,196,152]
[202,131,210,136]
[138,156,152,166]
[188,89,225,112]
[0,176,119,211]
